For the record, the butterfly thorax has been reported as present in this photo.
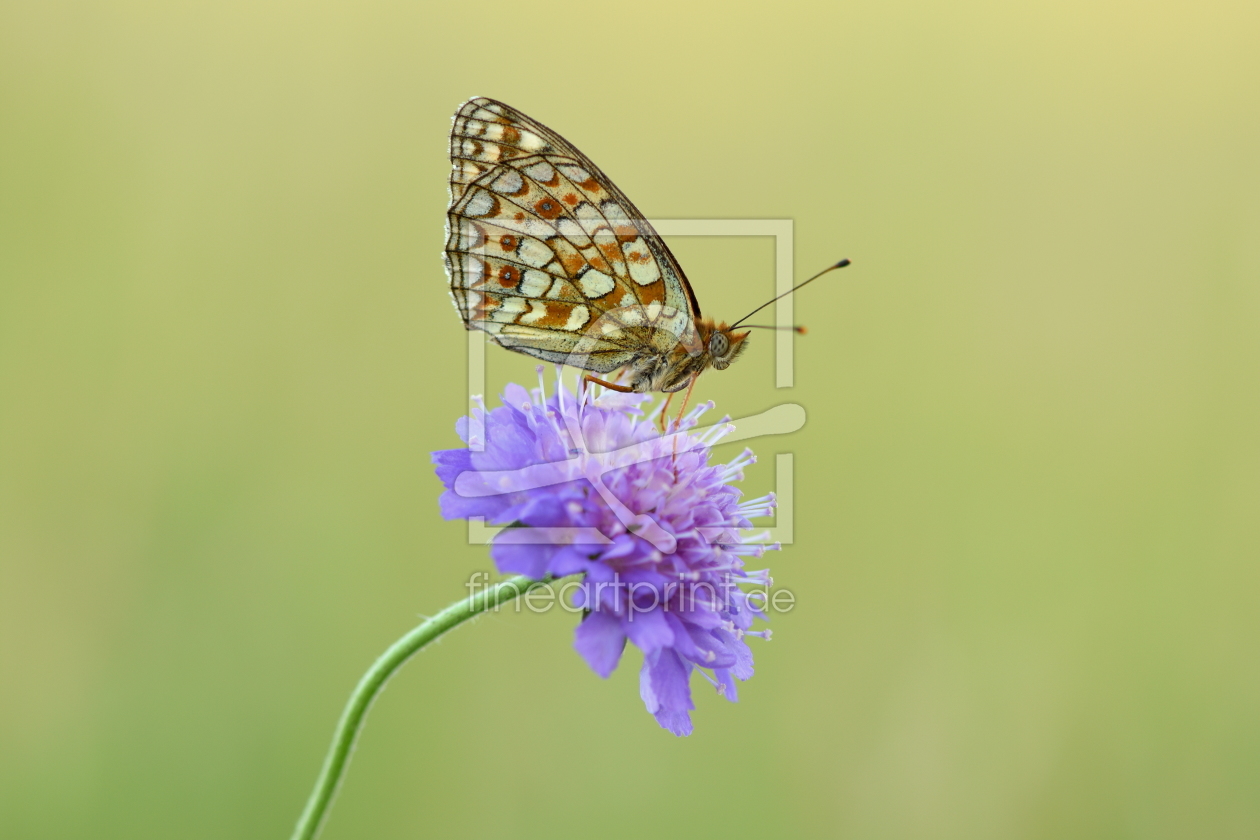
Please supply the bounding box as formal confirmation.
[625,318,750,393]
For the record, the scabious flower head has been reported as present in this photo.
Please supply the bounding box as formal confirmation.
[432,369,778,736]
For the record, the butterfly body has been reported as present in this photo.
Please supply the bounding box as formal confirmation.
[443,97,751,394]
[618,318,750,393]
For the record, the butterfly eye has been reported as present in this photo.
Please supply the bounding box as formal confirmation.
[708,332,730,360]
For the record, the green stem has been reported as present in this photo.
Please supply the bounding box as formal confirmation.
[289,574,555,840]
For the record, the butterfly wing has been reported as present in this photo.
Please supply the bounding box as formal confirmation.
[443,97,702,374]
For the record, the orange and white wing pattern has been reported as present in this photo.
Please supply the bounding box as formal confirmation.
[443,97,702,373]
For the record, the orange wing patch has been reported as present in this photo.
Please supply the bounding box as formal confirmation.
[534,197,563,219]
[495,264,520,288]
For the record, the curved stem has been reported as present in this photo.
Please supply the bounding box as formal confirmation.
[289,574,554,840]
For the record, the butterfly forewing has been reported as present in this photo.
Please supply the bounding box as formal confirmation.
[444,97,702,374]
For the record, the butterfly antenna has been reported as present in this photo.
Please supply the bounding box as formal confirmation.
[730,259,851,329]
[738,324,808,333]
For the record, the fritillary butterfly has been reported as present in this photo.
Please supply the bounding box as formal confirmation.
[442,97,847,394]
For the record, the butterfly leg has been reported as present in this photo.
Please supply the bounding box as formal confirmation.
[676,375,699,425]
[661,376,701,457]
[583,374,636,393]
[659,374,701,438]
[655,391,676,432]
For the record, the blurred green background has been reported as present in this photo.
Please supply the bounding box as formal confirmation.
[2,1,1258,838]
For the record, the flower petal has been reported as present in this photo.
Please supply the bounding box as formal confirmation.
[714,667,738,702]
[490,541,553,579]
[622,606,674,654]
[502,383,533,412]
[574,609,626,678]
[640,648,694,736]
[547,546,591,577]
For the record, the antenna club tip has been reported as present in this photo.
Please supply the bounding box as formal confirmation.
[835,258,852,268]
[795,326,807,334]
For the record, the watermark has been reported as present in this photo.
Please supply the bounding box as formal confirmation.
[465,571,798,616]
[458,217,803,549]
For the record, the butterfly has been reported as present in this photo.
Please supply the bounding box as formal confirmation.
[442,97,847,394]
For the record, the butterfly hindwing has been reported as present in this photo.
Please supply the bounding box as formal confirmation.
[444,97,703,372]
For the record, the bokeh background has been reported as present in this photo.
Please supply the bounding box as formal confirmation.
[3,1,1258,838]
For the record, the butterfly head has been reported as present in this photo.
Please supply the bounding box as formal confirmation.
[703,321,751,371]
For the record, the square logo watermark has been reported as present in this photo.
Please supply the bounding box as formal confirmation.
[455,218,803,549]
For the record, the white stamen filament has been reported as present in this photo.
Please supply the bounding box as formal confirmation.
[738,493,776,511]
[534,365,547,405]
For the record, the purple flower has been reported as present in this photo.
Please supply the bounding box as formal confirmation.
[432,370,778,736]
